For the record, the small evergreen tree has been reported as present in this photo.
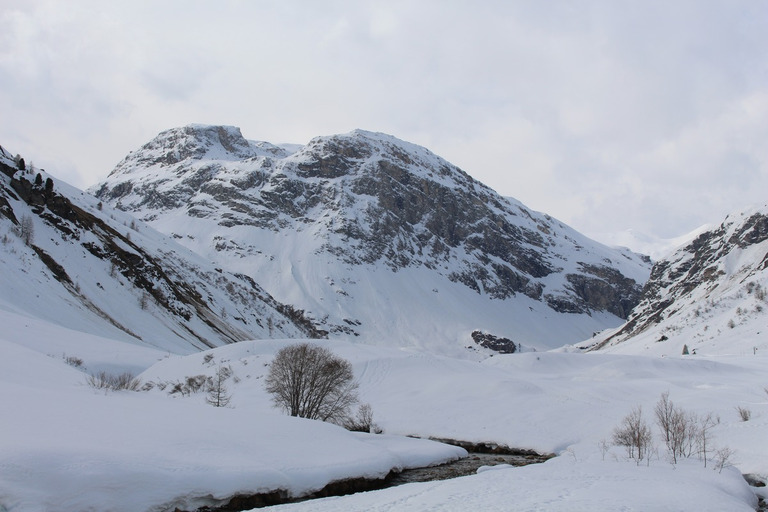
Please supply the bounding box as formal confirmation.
[19,215,34,246]
[34,173,43,186]
[45,177,54,195]
[206,366,232,407]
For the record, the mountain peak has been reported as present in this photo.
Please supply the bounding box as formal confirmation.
[110,124,288,174]
[92,126,651,354]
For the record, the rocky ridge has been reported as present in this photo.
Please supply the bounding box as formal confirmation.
[0,145,323,354]
[91,125,650,353]
[590,206,768,354]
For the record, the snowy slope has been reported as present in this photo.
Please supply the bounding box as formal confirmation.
[588,205,768,356]
[0,314,465,512]
[0,146,323,355]
[91,125,651,354]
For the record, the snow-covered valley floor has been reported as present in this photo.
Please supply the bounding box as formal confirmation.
[1,307,766,511]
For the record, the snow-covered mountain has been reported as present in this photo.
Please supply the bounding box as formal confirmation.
[91,125,651,354]
[2,136,766,512]
[0,146,323,355]
[588,205,768,356]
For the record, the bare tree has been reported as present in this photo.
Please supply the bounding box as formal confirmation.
[713,447,736,473]
[265,343,358,423]
[206,366,232,408]
[654,391,675,445]
[668,407,705,463]
[598,438,610,461]
[18,214,34,246]
[665,403,719,465]
[698,412,718,467]
[613,406,653,463]
[683,411,700,458]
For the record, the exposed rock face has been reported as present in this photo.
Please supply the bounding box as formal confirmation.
[562,263,643,318]
[471,331,517,354]
[91,125,651,352]
[593,207,768,350]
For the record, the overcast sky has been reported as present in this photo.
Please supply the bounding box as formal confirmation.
[1,1,766,251]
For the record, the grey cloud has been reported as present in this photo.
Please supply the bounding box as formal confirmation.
[1,0,766,251]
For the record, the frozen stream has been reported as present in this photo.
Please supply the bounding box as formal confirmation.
[193,444,552,512]
[386,451,550,486]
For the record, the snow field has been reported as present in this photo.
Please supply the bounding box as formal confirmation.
[1,310,766,511]
[264,458,757,512]
[0,319,465,512]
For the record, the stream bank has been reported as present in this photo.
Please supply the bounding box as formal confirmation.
[187,439,552,512]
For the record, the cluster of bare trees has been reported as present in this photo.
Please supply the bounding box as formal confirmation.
[654,391,719,465]
[612,392,733,471]
[612,406,653,461]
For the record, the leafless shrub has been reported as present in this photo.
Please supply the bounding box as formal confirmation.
[168,381,188,396]
[343,403,382,433]
[86,371,142,392]
[63,355,84,369]
[598,438,610,461]
[265,343,358,423]
[161,374,213,396]
[671,408,705,463]
[185,375,210,394]
[714,447,736,473]
[613,406,653,463]
[698,412,719,467]
[655,393,723,466]
[736,406,751,422]
[654,391,675,445]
